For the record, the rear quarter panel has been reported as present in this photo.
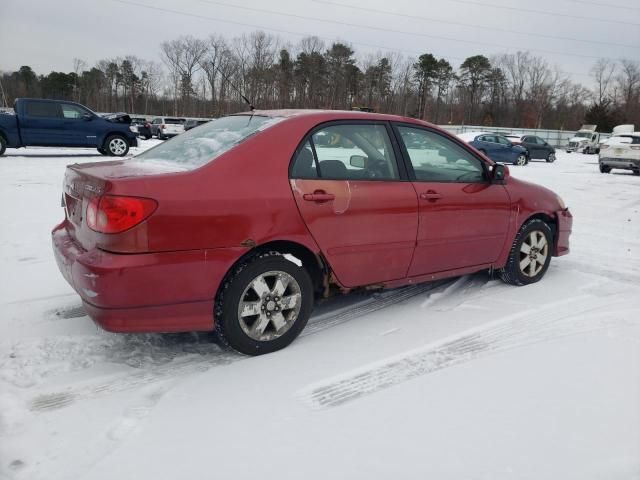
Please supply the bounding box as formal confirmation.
[95,116,328,255]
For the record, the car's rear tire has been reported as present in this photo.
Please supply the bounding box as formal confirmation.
[499,218,553,286]
[514,154,527,166]
[144,134,151,140]
[546,153,556,163]
[215,251,314,356]
[599,164,611,173]
[0,135,6,156]
[104,135,129,156]
[633,169,640,176]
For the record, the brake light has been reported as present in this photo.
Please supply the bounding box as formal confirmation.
[86,195,157,233]
[160,124,166,129]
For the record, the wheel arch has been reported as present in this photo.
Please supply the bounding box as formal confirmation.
[215,239,329,308]
[519,211,558,253]
[101,131,133,147]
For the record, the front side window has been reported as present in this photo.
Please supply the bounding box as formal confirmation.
[397,126,486,183]
[496,136,511,146]
[300,124,399,180]
[61,104,88,119]
[136,115,283,169]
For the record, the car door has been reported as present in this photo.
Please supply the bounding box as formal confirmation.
[477,135,503,162]
[59,103,95,146]
[289,122,419,288]
[393,124,511,276]
[19,101,66,146]
[495,135,516,162]
[522,136,541,159]
[535,136,553,158]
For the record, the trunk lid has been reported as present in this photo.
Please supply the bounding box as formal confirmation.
[62,160,185,250]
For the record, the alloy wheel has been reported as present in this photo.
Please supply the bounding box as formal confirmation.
[519,230,548,278]
[237,270,302,342]
[516,154,527,166]
[109,138,127,155]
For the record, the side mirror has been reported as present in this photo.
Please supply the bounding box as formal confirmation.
[350,155,366,168]
[82,113,93,121]
[492,163,508,183]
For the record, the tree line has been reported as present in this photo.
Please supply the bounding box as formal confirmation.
[1,31,638,131]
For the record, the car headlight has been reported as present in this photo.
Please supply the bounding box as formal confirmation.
[557,195,566,209]
[129,126,137,132]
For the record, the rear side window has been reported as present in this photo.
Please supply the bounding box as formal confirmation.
[397,126,486,183]
[136,115,283,169]
[291,124,399,181]
[25,101,61,118]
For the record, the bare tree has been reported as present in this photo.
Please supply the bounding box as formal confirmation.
[160,36,208,115]
[591,58,616,105]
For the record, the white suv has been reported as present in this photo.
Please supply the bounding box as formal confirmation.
[599,125,640,175]
[150,117,185,140]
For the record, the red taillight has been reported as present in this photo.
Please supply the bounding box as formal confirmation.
[144,123,151,128]
[86,195,157,234]
[160,123,166,129]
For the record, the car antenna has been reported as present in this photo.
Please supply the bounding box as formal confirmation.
[215,65,254,112]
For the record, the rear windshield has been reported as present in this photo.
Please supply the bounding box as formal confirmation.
[135,115,283,169]
[165,118,184,124]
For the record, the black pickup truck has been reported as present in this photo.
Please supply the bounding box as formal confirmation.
[0,98,138,156]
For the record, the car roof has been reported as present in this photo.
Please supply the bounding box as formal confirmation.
[232,109,433,125]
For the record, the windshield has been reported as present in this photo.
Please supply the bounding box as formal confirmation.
[575,132,592,138]
[136,115,283,169]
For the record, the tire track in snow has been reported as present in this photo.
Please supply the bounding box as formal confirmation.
[299,294,634,409]
[26,279,455,412]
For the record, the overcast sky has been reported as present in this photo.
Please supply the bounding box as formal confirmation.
[1,0,639,86]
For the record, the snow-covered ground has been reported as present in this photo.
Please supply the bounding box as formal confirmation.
[0,143,639,480]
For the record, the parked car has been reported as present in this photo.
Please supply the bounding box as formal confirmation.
[0,98,137,157]
[566,124,600,154]
[184,118,211,131]
[150,117,185,139]
[130,116,152,140]
[598,124,640,175]
[458,132,529,166]
[52,110,572,355]
[505,135,556,162]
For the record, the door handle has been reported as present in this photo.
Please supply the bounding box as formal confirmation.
[420,191,442,201]
[303,191,335,202]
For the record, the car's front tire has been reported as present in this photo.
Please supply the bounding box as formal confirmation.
[514,154,527,166]
[546,152,556,163]
[104,135,129,156]
[215,251,314,355]
[499,219,553,286]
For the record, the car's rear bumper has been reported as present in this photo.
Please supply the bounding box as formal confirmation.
[599,157,640,170]
[555,208,572,256]
[52,220,246,333]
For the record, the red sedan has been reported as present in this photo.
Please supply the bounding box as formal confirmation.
[52,110,572,355]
